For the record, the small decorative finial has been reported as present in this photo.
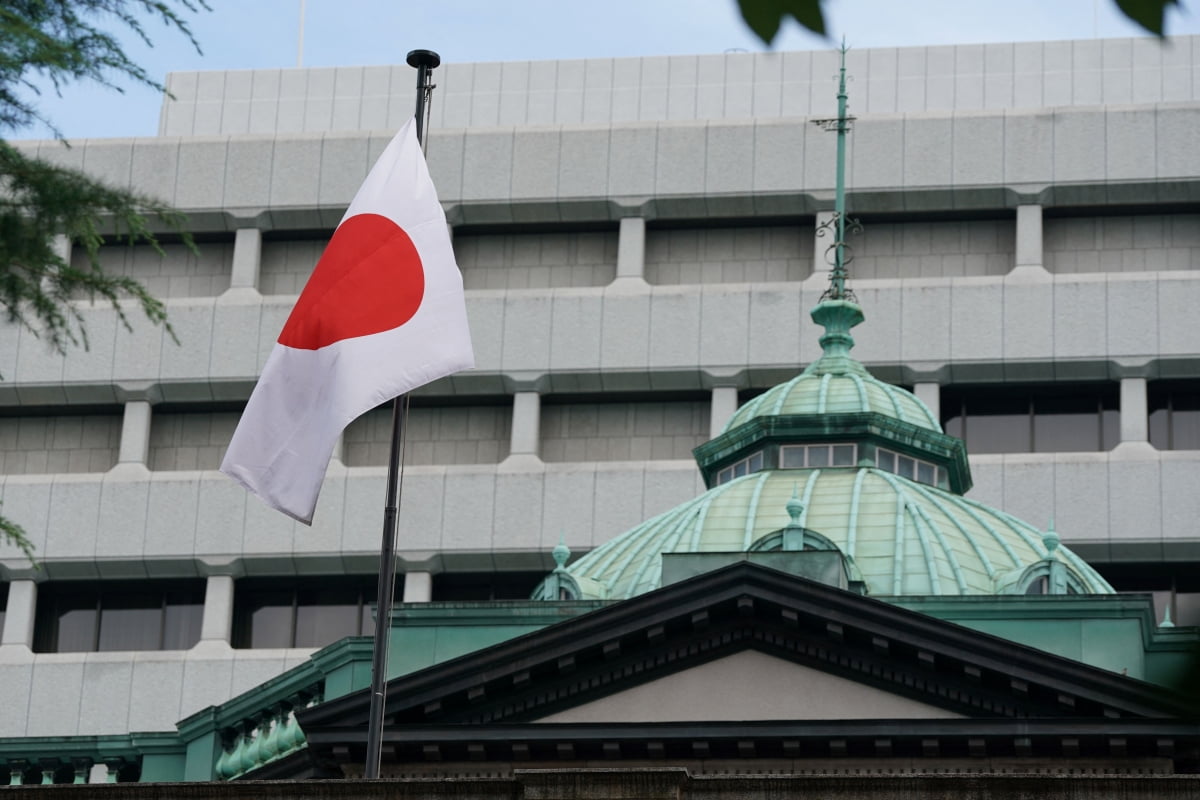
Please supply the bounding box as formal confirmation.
[1160,604,1175,628]
[1042,519,1060,557]
[786,484,804,526]
[552,535,571,571]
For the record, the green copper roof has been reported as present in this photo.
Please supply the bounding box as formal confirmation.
[565,469,1114,601]
[723,300,940,434]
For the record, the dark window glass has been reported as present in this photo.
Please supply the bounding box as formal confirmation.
[876,449,895,472]
[808,446,829,467]
[295,588,364,649]
[1092,562,1200,627]
[733,460,747,477]
[1175,592,1200,627]
[242,589,294,649]
[233,576,389,649]
[917,462,934,484]
[432,572,546,602]
[34,581,203,653]
[98,591,162,652]
[942,384,1118,454]
[832,445,855,466]
[896,456,915,480]
[780,447,805,469]
[0,584,6,640]
[1150,382,1200,450]
[162,593,205,651]
[748,451,763,472]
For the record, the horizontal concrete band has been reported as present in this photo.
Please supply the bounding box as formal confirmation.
[159,36,1200,136]
[1,451,1196,579]
[3,272,1197,404]
[18,105,1200,224]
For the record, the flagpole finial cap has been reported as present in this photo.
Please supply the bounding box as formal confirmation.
[407,49,441,69]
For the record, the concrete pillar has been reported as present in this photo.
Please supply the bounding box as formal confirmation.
[198,575,235,645]
[1120,378,1149,444]
[913,382,941,423]
[614,217,646,282]
[710,387,739,439]
[0,580,36,649]
[402,571,433,603]
[52,234,72,264]
[228,228,262,291]
[117,400,152,466]
[510,391,541,458]
[813,210,835,277]
[0,580,37,649]
[1014,204,1043,270]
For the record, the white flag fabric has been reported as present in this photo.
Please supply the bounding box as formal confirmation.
[221,118,474,524]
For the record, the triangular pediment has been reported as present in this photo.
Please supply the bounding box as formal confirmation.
[534,649,964,723]
[299,562,1194,767]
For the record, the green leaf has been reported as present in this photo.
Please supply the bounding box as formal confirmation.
[737,0,827,45]
[1113,0,1180,35]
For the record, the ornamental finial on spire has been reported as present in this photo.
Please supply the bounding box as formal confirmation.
[811,38,861,303]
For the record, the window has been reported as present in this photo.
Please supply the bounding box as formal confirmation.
[874,446,945,489]
[432,571,547,601]
[1096,562,1200,627]
[33,581,204,653]
[715,451,765,484]
[233,576,388,649]
[1149,381,1200,450]
[941,384,1119,454]
[780,444,856,469]
[0,583,6,639]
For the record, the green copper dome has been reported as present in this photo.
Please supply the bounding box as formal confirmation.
[725,300,939,434]
[542,56,1115,607]
[563,468,1113,601]
[548,295,1113,603]
[724,364,940,433]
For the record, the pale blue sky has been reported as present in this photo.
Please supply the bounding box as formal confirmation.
[17,0,1200,140]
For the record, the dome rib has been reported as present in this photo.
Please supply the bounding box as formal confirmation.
[817,373,833,413]
[905,501,943,595]
[849,373,869,413]
[742,472,772,550]
[798,469,821,527]
[846,468,868,560]
[890,487,906,595]
[915,502,969,594]
[904,481,998,579]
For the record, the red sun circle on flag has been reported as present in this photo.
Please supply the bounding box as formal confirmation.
[278,214,426,350]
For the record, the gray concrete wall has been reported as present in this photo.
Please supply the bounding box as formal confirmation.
[1045,213,1200,273]
[646,226,813,285]
[0,414,122,475]
[71,242,233,300]
[157,36,1200,136]
[456,231,618,290]
[148,411,240,471]
[21,104,1200,226]
[343,405,512,466]
[540,400,709,463]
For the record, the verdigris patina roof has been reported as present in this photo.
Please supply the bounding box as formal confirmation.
[564,468,1113,600]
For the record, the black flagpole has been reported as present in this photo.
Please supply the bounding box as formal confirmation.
[363,47,440,781]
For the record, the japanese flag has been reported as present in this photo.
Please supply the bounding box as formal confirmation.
[221,118,474,524]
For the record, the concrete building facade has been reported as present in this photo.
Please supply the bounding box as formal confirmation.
[0,36,1198,768]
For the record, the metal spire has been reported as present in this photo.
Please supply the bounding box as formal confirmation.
[812,39,861,302]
